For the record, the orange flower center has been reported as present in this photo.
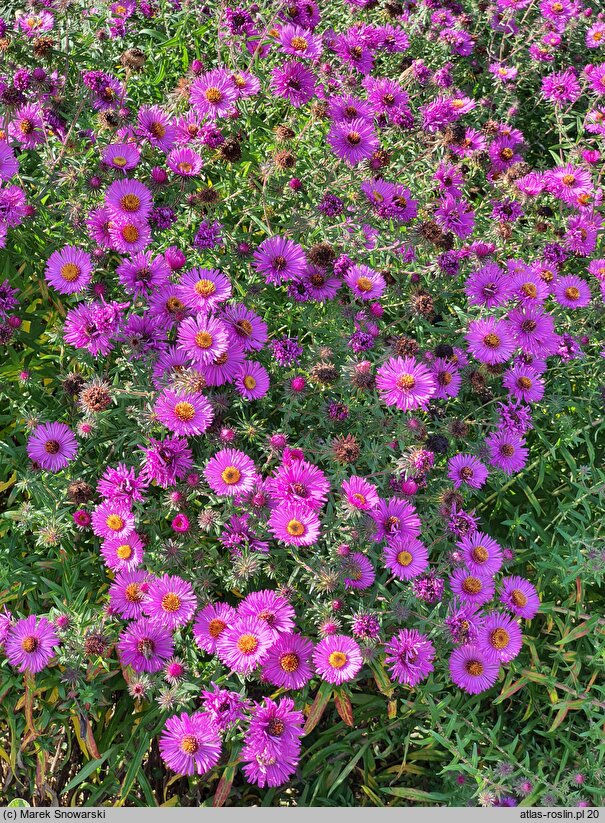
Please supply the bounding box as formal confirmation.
[356,276,373,292]
[490,628,510,649]
[106,514,125,531]
[174,401,195,422]
[117,544,132,559]
[194,331,213,349]
[121,225,139,243]
[194,279,216,297]
[521,283,537,298]
[511,589,528,607]
[44,439,60,454]
[149,122,166,139]
[466,660,484,676]
[120,194,141,212]
[565,286,580,300]
[237,633,258,654]
[471,545,488,563]
[397,550,413,567]
[347,131,361,146]
[291,36,308,51]
[517,376,532,389]
[328,651,347,669]
[221,466,241,485]
[243,375,257,390]
[286,519,305,537]
[125,583,143,603]
[205,87,222,104]
[22,636,38,653]
[462,576,482,594]
[161,593,181,612]
[279,652,300,672]
[484,333,500,348]
[396,373,416,390]
[180,735,198,755]
[112,156,127,167]
[60,263,81,282]
[208,618,226,638]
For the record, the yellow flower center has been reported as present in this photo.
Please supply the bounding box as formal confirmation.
[116,544,132,559]
[221,466,241,485]
[237,633,258,654]
[352,493,366,505]
[286,519,305,537]
[125,583,143,603]
[396,550,413,567]
[466,660,484,676]
[205,87,223,104]
[279,652,300,672]
[396,373,416,391]
[180,735,198,755]
[112,156,127,167]
[174,401,195,422]
[243,375,257,390]
[194,331,213,349]
[106,514,125,531]
[471,545,488,563]
[22,636,38,653]
[177,162,193,173]
[161,592,181,613]
[490,628,510,649]
[120,194,141,212]
[60,263,81,282]
[518,376,532,389]
[194,279,216,297]
[291,36,308,51]
[121,225,139,243]
[462,576,482,594]
[328,651,347,669]
[356,276,373,293]
[564,286,580,301]
[208,618,226,638]
[511,589,528,607]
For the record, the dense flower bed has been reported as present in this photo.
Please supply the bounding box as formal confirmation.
[0,0,604,808]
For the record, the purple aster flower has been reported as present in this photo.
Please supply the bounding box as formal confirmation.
[449,644,500,694]
[159,712,221,776]
[434,195,475,239]
[105,178,153,221]
[278,24,322,59]
[268,502,321,546]
[235,361,270,400]
[449,568,495,607]
[136,105,176,152]
[220,303,268,352]
[253,236,306,286]
[327,118,378,166]
[503,364,545,403]
[412,572,445,604]
[542,69,581,106]
[341,552,375,590]
[177,268,231,313]
[9,104,45,149]
[177,314,229,366]
[262,633,314,690]
[477,612,523,663]
[486,431,528,475]
[466,318,516,365]
[445,599,482,645]
[108,570,153,620]
[117,252,171,296]
[193,219,223,249]
[0,144,18,183]
[201,339,246,387]
[27,422,78,472]
[4,616,59,674]
[100,532,145,572]
[243,696,304,759]
[270,335,303,366]
[101,143,141,171]
[430,358,462,400]
[313,634,363,685]
[267,459,329,512]
[143,574,197,630]
[167,146,203,177]
[193,602,237,654]
[215,616,274,674]
[341,475,379,512]
[200,683,249,732]
[108,217,151,255]
[154,389,214,436]
[117,618,175,673]
[372,497,421,543]
[91,500,135,541]
[204,448,257,497]
[351,613,381,640]
[447,454,489,491]
[383,536,429,579]
[344,264,386,300]
[465,263,510,309]
[500,576,540,619]
[384,628,435,686]
[139,436,193,488]
[190,69,238,119]
[98,463,146,505]
[45,246,93,294]
[270,60,316,108]
[376,356,437,411]
[553,275,591,309]
[458,531,503,576]
[238,590,296,640]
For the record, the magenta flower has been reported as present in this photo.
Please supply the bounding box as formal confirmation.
[108,570,153,620]
[270,61,316,108]
[372,497,421,542]
[167,147,203,177]
[91,500,135,540]
[430,358,462,400]
[383,536,429,580]
[101,143,141,171]
[238,589,296,640]
[553,275,591,309]
[327,118,379,166]
[341,475,380,511]
[221,303,268,352]
[193,602,237,654]
[45,246,93,295]
[376,356,437,411]
[447,454,489,490]
[278,24,323,59]
[154,389,214,436]
[117,618,174,673]
[177,313,230,366]
[137,105,176,152]
[215,616,275,674]
[105,179,153,220]
[344,264,386,300]
[267,459,329,511]
[204,448,257,497]
[177,268,232,312]
[466,318,516,365]
[503,364,545,403]
[5,616,59,674]
[108,217,151,255]
[449,568,495,607]
[235,361,270,400]
[500,576,540,619]
[457,531,503,577]
[139,436,193,488]
[486,431,528,475]
[100,533,145,572]
[449,645,500,694]
[341,552,375,590]
[313,634,363,685]
[190,69,238,119]
[159,712,222,776]
[27,422,78,472]
[143,574,197,630]
[384,629,435,687]
[477,612,523,663]
[262,633,315,689]
[268,502,321,546]
[253,236,307,286]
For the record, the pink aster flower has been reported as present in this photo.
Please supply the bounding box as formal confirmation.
[326,118,379,166]
[235,361,270,400]
[177,268,232,312]
[220,303,268,352]
[105,178,153,220]
[215,616,274,674]
[457,531,503,576]
[91,500,135,540]
[267,459,329,511]
[449,568,495,607]
[108,217,151,255]
[136,105,177,152]
[27,422,78,472]
[313,634,363,685]
[261,633,315,690]
[466,317,516,365]
[477,612,523,663]
[167,147,203,177]
[376,356,437,411]
[500,575,540,619]
[159,712,221,776]
[5,616,59,674]
[341,475,380,511]
[143,574,197,630]
[117,618,175,673]
[204,448,257,497]
[268,503,321,546]
[190,69,238,119]
[100,533,145,572]
[154,389,214,436]
[430,358,462,400]
[193,602,237,654]
[384,628,435,687]
[553,275,591,309]
[101,143,141,171]
[44,246,93,295]
[447,454,489,490]
[383,536,429,580]
[270,60,316,108]
[177,313,230,366]
[238,589,296,640]
[278,24,323,59]
[108,570,153,620]
[344,264,386,300]
[449,644,500,694]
